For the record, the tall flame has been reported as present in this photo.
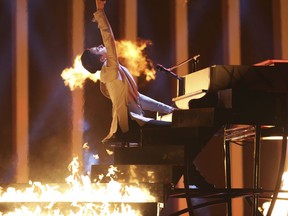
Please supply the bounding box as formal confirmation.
[61,40,155,91]
[116,40,155,81]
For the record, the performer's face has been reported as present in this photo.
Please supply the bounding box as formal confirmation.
[81,45,106,73]
[89,45,107,62]
[91,45,106,55]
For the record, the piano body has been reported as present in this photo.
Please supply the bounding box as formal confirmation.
[155,60,288,216]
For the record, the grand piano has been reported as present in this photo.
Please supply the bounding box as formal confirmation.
[155,60,288,216]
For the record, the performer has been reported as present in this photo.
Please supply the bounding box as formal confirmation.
[81,0,214,190]
[81,0,173,143]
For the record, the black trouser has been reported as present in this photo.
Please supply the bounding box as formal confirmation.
[115,117,171,143]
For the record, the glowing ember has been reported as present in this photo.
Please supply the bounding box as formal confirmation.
[0,157,156,215]
[93,154,99,160]
[83,142,90,150]
[106,149,114,155]
[116,40,155,81]
[261,171,288,216]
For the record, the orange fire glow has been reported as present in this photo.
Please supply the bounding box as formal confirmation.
[61,40,155,91]
[0,157,155,215]
[261,171,288,215]
[116,40,155,81]
[61,55,100,91]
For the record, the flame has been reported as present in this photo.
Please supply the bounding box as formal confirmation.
[261,171,288,215]
[0,157,155,215]
[61,55,100,91]
[116,40,155,81]
[61,40,155,91]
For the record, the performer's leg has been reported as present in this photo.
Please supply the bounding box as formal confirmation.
[143,119,172,128]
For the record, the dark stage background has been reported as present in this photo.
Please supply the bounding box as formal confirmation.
[0,0,286,215]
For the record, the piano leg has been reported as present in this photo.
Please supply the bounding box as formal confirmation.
[266,126,288,216]
[224,125,232,215]
[224,125,263,216]
[184,142,195,216]
[253,125,261,216]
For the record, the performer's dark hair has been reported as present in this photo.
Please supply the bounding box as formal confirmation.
[81,49,103,73]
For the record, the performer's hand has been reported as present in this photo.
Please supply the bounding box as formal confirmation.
[95,0,106,10]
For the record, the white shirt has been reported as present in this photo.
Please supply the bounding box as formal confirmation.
[94,10,174,141]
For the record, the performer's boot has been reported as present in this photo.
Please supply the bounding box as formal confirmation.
[188,163,215,190]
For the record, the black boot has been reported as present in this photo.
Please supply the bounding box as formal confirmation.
[188,163,215,190]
